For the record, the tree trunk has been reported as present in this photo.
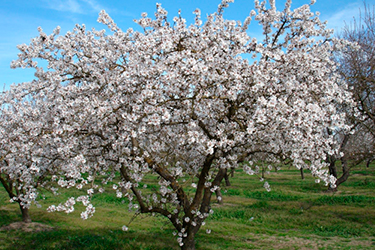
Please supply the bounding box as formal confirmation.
[327,185,337,192]
[215,189,223,204]
[181,231,196,250]
[0,177,32,223]
[19,204,32,223]
[230,168,235,177]
[326,155,338,192]
[328,158,351,192]
[224,172,231,186]
[300,168,305,180]
[335,158,351,187]
[367,158,373,168]
[328,155,338,178]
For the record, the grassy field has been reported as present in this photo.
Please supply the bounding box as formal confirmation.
[1,165,375,250]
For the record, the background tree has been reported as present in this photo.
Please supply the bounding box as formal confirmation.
[330,2,375,190]
[0,90,55,223]
[6,0,354,249]
[0,85,99,223]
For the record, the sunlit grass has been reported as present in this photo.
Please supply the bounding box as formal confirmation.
[1,164,375,249]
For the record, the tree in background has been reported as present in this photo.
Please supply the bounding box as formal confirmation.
[0,89,58,223]
[330,2,375,190]
[4,0,354,249]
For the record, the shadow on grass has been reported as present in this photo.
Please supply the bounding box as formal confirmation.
[1,227,179,250]
[0,206,21,227]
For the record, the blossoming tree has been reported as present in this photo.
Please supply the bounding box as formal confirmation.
[0,87,61,222]
[5,0,354,248]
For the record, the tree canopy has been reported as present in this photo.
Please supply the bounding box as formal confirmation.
[1,0,355,249]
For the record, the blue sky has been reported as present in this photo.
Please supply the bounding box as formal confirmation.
[0,0,365,90]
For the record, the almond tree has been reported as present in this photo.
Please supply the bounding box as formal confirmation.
[0,89,58,223]
[6,0,354,248]
[0,85,98,222]
[329,2,375,190]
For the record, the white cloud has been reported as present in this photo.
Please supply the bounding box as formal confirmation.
[324,2,362,32]
[81,0,104,13]
[43,0,104,14]
[45,0,82,13]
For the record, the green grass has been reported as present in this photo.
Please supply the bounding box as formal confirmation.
[314,195,375,206]
[1,164,375,249]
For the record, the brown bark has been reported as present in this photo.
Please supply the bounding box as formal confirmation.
[181,229,196,250]
[1,176,32,222]
[300,168,305,180]
[229,167,235,177]
[190,153,216,211]
[199,168,227,215]
[328,155,338,178]
[367,157,373,168]
[215,189,223,204]
[0,176,14,198]
[224,170,231,186]
[128,137,224,250]
[335,158,351,187]
[328,158,351,192]
[19,204,32,223]
[327,133,351,192]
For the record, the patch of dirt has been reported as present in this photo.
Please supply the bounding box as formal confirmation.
[242,233,375,249]
[0,205,16,211]
[352,173,370,176]
[0,222,54,233]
